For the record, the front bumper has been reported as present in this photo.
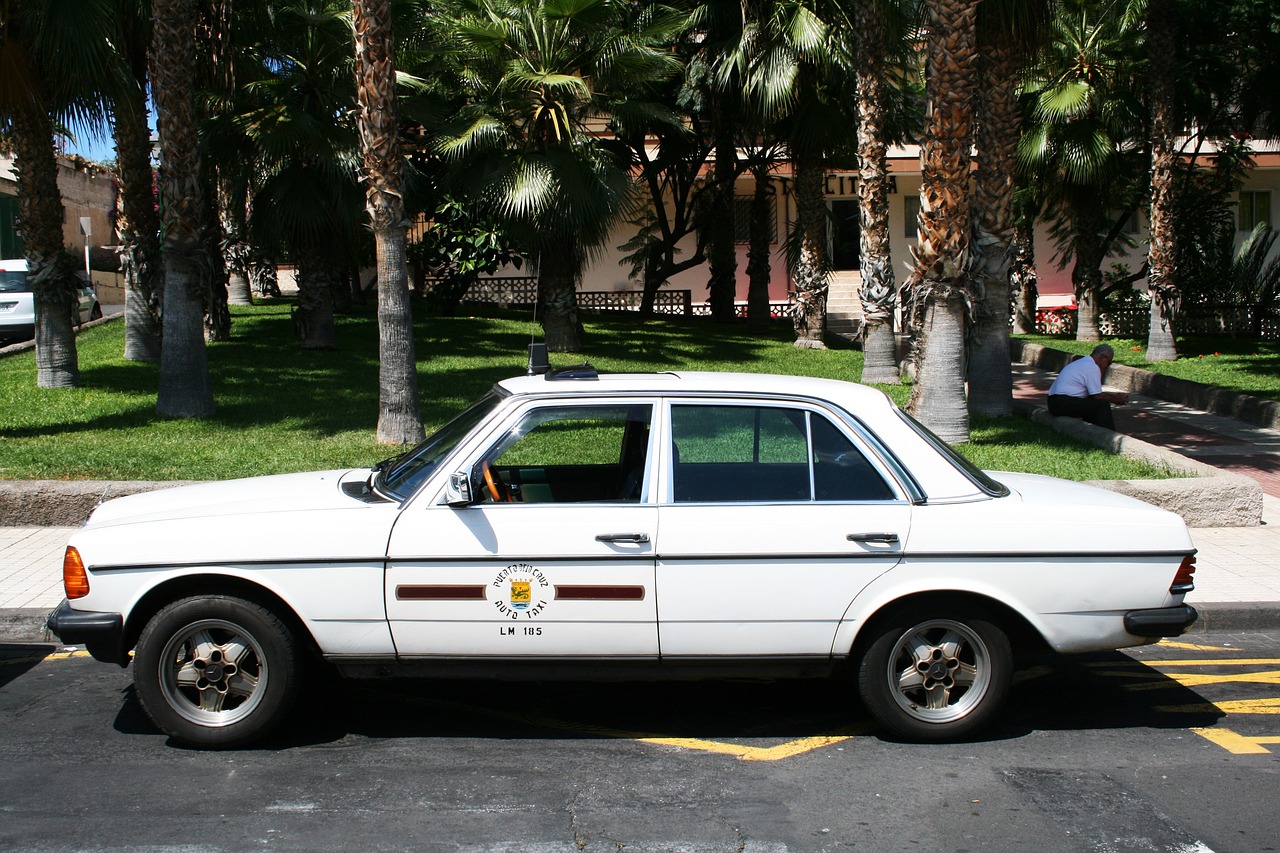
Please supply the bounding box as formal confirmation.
[1124,604,1198,638]
[46,600,129,666]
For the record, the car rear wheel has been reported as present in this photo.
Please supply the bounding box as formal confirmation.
[134,595,300,749]
[857,607,1011,741]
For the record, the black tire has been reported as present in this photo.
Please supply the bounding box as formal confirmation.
[133,595,300,749]
[89,304,103,321]
[857,606,1012,742]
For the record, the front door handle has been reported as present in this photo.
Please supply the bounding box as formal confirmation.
[847,533,900,544]
[596,533,651,544]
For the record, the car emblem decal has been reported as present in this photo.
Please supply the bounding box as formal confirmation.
[492,563,549,619]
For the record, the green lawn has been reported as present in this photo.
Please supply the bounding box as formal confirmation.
[0,303,1173,482]
[1017,334,1280,403]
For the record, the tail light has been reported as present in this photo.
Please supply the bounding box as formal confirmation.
[63,547,90,599]
[1170,555,1196,595]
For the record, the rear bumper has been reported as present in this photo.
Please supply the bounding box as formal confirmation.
[1124,604,1198,638]
[46,600,129,666]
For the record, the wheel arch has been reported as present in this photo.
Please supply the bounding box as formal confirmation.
[123,574,320,661]
[845,590,1049,663]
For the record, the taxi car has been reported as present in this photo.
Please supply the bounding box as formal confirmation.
[47,365,1198,748]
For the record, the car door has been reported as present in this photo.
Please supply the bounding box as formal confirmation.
[385,399,660,658]
[656,399,911,658]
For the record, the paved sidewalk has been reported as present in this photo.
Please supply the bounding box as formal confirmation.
[3,362,1279,641]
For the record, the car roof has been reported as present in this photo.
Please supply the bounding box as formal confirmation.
[496,370,893,405]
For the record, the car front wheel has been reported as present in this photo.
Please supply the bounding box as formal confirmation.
[857,608,1011,742]
[133,595,300,749]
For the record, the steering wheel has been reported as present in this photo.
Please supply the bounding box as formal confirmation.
[481,461,511,503]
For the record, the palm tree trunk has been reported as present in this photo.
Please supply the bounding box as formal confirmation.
[746,163,773,332]
[791,157,829,349]
[354,0,424,445]
[707,107,738,322]
[10,117,81,386]
[908,291,969,441]
[220,179,254,307]
[152,0,215,418]
[294,254,338,350]
[1144,0,1179,363]
[854,0,899,385]
[1010,217,1038,334]
[1072,218,1104,342]
[114,23,164,363]
[9,110,81,388]
[908,0,980,443]
[967,35,1020,417]
[538,242,584,352]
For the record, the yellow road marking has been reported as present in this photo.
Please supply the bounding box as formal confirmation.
[1163,669,1280,688]
[0,650,92,667]
[1156,698,1280,715]
[638,730,870,761]
[1157,640,1237,652]
[391,691,872,761]
[1146,658,1280,667]
[1191,727,1280,755]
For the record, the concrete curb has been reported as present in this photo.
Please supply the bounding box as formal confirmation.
[0,480,199,527]
[1013,398,1264,527]
[0,609,55,644]
[1012,339,1280,432]
[3,604,1274,645]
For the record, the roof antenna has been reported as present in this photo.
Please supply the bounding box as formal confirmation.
[527,342,550,375]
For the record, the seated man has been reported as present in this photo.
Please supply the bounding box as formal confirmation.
[1046,343,1129,430]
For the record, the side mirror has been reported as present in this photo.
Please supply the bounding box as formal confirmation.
[445,471,474,507]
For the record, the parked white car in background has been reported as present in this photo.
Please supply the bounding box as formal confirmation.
[48,367,1198,748]
[0,258,102,344]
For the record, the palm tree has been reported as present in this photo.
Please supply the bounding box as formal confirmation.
[1143,0,1178,362]
[967,0,1051,416]
[353,0,424,446]
[1018,0,1146,343]
[151,0,215,417]
[735,0,858,349]
[112,0,164,363]
[1009,186,1041,334]
[905,0,981,443]
[241,0,364,351]
[853,0,914,384]
[686,0,749,323]
[433,0,682,352]
[0,0,116,388]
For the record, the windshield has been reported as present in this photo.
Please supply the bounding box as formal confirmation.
[376,392,504,499]
[0,271,30,293]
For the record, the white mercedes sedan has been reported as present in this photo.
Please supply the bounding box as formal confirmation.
[48,367,1197,748]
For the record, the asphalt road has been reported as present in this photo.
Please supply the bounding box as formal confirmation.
[2,633,1279,852]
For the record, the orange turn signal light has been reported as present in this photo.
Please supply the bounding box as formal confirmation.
[63,547,90,599]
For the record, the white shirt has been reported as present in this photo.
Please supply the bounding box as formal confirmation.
[1047,356,1102,398]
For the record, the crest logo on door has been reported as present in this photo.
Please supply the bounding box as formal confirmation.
[510,580,532,610]
[492,563,549,618]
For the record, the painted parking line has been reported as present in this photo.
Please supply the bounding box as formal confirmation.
[0,649,91,667]
[1141,640,1280,756]
[399,692,877,761]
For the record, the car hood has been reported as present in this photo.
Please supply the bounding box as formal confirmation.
[85,469,377,528]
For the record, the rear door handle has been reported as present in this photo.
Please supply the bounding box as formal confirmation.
[596,533,651,544]
[847,533,900,544]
